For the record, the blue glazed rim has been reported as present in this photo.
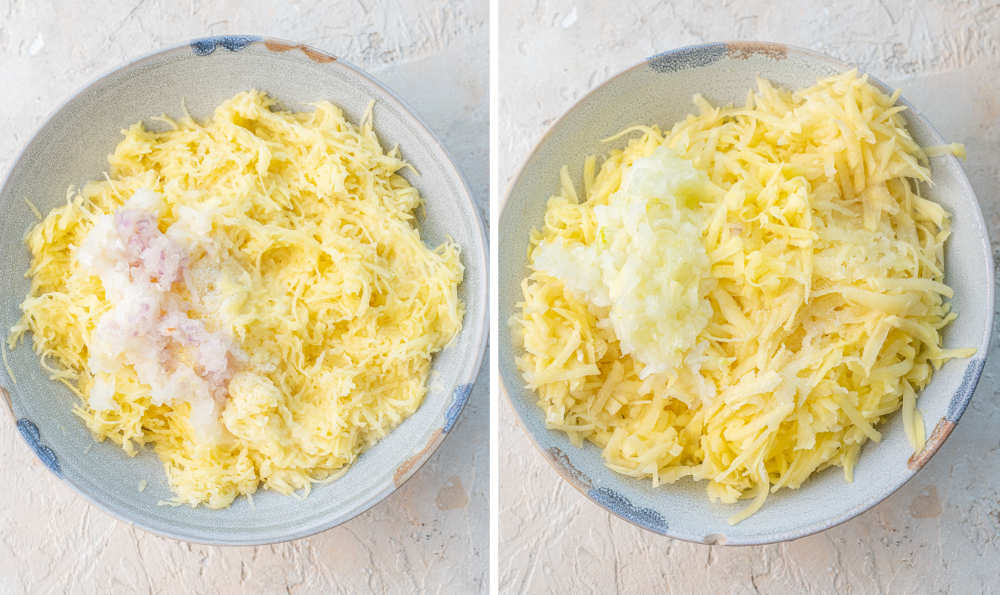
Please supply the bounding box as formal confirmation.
[499,40,994,545]
[0,35,489,545]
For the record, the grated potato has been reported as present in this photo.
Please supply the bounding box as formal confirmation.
[513,71,972,523]
[11,91,464,508]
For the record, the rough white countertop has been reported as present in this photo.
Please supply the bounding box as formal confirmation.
[499,1,1000,593]
[0,0,487,593]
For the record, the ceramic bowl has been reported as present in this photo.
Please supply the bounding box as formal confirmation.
[0,36,487,545]
[498,42,993,545]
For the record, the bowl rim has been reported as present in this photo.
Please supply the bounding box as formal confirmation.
[0,34,489,546]
[498,39,994,545]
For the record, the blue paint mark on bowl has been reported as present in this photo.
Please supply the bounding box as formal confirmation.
[647,43,727,73]
[946,357,986,422]
[589,486,668,535]
[190,35,261,56]
[443,383,473,433]
[16,418,62,478]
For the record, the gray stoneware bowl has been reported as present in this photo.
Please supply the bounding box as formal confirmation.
[0,36,487,545]
[499,42,993,545]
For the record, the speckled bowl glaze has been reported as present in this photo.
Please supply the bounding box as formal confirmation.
[0,36,487,545]
[499,42,993,545]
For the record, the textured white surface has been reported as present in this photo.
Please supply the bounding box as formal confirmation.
[499,1,1000,593]
[0,0,487,593]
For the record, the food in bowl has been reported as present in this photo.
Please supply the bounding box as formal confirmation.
[512,71,972,523]
[10,91,464,508]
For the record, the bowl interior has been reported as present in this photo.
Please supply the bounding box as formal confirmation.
[499,43,992,545]
[0,38,487,544]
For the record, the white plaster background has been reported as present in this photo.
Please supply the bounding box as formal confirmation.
[499,1,1000,593]
[0,0,488,593]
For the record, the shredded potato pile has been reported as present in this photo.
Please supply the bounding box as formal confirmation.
[513,71,972,523]
[11,91,464,508]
